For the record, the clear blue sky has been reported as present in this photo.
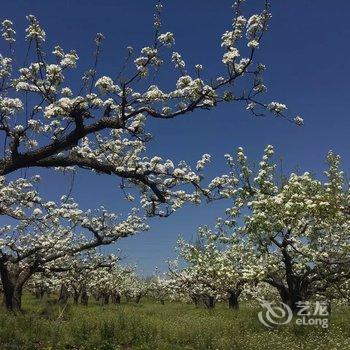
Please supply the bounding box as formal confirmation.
[2,1,350,275]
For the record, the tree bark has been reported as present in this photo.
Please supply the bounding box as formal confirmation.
[40,290,45,299]
[135,294,142,304]
[111,292,121,304]
[0,263,33,311]
[279,243,309,313]
[191,295,200,307]
[58,283,69,304]
[100,293,109,306]
[2,283,22,311]
[73,289,80,304]
[228,291,239,310]
[203,295,215,309]
[275,282,307,314]
[81,289,89,306]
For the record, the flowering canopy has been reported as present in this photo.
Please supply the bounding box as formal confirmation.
[0,174,147,309]
[171,226,256,308]
[172,146,350,310]
[0,1,301,215]
[204,146,350,311]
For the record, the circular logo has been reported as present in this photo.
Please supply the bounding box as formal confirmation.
[258,300,293,328]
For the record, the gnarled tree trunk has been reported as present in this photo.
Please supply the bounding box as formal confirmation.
[135,293,142,304]
[267,247,311,314]
[191,294,200,307]
[228,290,240,310]
[81,288,89,306]
[0,262,34,311]
[111,291,121,304]
[73,289,80,304]
[203,295,215,309]
[58,283,69,304]
[100,292,109,306]
[271,276,309,314]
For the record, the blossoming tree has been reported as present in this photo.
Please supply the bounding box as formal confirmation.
[0,177,147,310]
[55,251,119,305]
[0,1,300,211]
[174,226,256,309]
[208,146,350,312]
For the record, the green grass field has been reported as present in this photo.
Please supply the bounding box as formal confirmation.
[0,296,349,350]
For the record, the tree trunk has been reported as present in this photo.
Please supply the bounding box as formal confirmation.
[279,246,310,314]
[40,290,45,299]
[135,294,142,304]
[100,293,109,306]
[228,291,239,310]
[277,284,306,314]
[81,289,89,306]
[73,290,80,304]
[58,283,69,304]
[191,295,199,307]
[93,292,100,301]
[0,263,33,311]
[2,284,22,311]
[203,295,215,309]
[111,292,121,304]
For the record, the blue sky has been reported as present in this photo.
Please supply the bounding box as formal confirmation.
[2,1,350,275]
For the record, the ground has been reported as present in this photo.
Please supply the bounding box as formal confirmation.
[0,296,349,350]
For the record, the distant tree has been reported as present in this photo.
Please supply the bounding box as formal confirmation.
[89,263,136,306]
[174,226,257,309]
[148,272,171,305]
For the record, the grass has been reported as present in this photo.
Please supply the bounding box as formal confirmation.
[0,295,349,350]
